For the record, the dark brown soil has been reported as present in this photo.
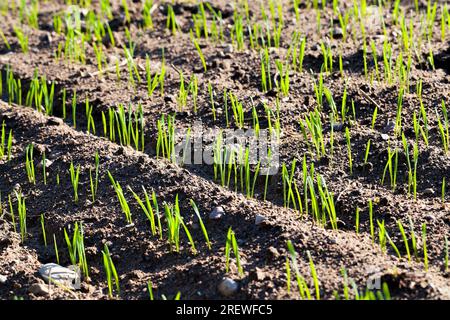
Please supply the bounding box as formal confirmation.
[1,0,450,300]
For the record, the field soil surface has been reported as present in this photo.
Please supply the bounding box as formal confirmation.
[1,0,450,300]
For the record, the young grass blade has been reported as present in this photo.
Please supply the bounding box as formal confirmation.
[102,244,120,298]
[190,199,211,250]
[107,171,132,223]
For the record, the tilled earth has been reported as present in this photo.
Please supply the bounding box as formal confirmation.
[1,0,450,300]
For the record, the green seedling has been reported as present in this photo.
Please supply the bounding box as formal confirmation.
[62,88,67,119]
[145,55,160,96]
[53,234,60,264]
[25,71,55,115]
[105,104,144,151]
[102,244,120,298]
[164,195,196,254]
[0,121,13,161]
[371,107,378,130]
[228,91,244,128]
[345,127,352,174]
[177,71,187,110]
[92,42,103,74]
[436,100,449,153]
[299,109,326,157]
[42,152,47,185]
[231,11,244,50]
[40,214,47,247]
[307,251,320,300]
[25,144,35,184]
[128,185,158,236]
[8,195,16,233]
[166,5,178,35]
[369,40,380,82]
[286,240,312,299]
[0,28,10,49]
[381,147,398,191]
[152,191,162,239]
[208,82,216,121]
[408,216,419,259]
[143,0,154,29]
[13,191,27,243]
[64,222,88,277]
[442,177,446,202]
[412,142,419,200]
[148,280,154,300]
[320,42,333,73]
[422,223,428,271]
[225,227,243,276]
[121,0,130,23]
[89,152,100,202]
[369,199,374,243]
[364,139,371,164]
[397,220,411,263]
[107,171,132,224]
[189,74,199,113]
[69,162,80,203]
[379,220,401,258]
[355,207,360,234]
[156,114,176,162]
[288,32,306,72]
[313,72,324,108]
[123,45,141,87]
[275,59,290,96]
[190,200,211,250]
[13,25,29,53]
[260,47,272,92]
[192,36,207,72]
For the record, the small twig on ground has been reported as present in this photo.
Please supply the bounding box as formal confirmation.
[358,87,382,111]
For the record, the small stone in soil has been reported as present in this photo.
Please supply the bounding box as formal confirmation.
[39,263,80,289]
[29,283,50,296]
[250,267,266,281]
[424,188,435,196]
[381,133,390,141]
[223,44,233,54]
[332,27,344,38]
[255,214,267,225]
[38,159,53,169]
[47,117,63,126]
[218,277,239,297]
[266,247,280,260]
[102,239,113,247]
[0,275,7,284]
[81,282,96,294]
[209,206,225,220]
